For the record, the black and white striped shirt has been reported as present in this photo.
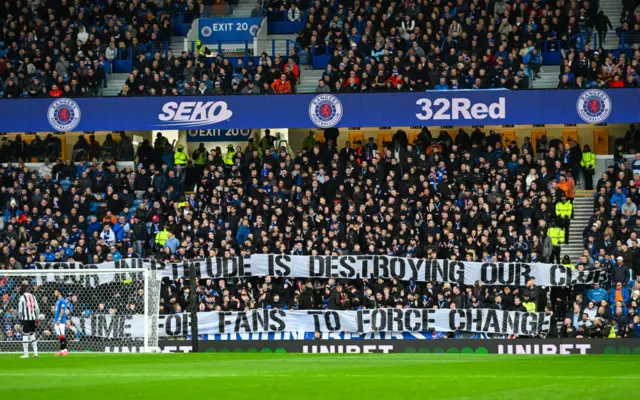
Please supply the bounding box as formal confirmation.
[18,293,40,321]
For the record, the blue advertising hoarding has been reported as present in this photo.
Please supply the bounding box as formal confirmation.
[198,18,262,43]
[1,89,638,133]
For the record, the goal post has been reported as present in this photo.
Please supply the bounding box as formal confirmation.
[0,268,161,353]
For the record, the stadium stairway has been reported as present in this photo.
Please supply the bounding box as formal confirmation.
[103,73,132,96]
[531,70,558,89]
[599,0,623,45]
[562,190,595,263]
[298,69,325,93]
[232,0,257,17]
[170,36,189,55]
[258,33,298,57]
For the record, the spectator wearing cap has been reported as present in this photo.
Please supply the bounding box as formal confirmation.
[611,257,632,285]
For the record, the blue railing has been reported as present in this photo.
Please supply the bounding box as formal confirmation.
[537,29,639,66]
[113,38,300,73]
[619,31,640,48]
[538,31,597,65]
[185,39,298,58]
[171,12,201,24]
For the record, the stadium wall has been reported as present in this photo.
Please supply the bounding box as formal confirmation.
[152,339,640,354]
[1,90,638,132]
[2,338,637,355]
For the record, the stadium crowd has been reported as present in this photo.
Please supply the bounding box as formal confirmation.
[0,127,640,340]
[1,0,638,97]
[0,0,216,98]
[273,0,640,91]
[117,47,303,96]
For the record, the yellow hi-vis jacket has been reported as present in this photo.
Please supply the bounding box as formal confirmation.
[548,227,565,246]
[580,152,596,169]
[155,229,169,246]
[555,200,573,218]
[523,301,537,313]
[174,150,189,166]
[224,150,236,166]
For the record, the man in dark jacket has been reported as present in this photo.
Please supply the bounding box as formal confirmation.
[130,217,149,257]
[136,139,154,167]
[611,256,631,285]
[299,284,316,309]
[595,11,613,45]
[328,284,344,310]
[117,132,135,161]
[564,140,582,185]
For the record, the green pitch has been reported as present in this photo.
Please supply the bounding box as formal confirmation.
[1,353,638,399]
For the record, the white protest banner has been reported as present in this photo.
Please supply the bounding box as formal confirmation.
[36,255,609,287]
[72,309,551,338]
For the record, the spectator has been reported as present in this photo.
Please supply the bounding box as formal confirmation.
[271,74,292,93]
[251,1,264,17]
[105,43,118,62]
[595,11,614,44]
[315,80,330,93]
[287,4,301,22]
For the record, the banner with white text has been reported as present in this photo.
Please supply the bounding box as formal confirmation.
[71,309,551,338]
[34,255,609,287]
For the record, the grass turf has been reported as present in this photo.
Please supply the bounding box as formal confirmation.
[1,353,638,399]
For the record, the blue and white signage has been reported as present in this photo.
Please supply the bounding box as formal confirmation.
[187,128,252,142]
[0,89,637,132]
[198,18,262,43]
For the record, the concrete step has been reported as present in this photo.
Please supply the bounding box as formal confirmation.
[103,73,131,96]
[232,0,257,17]
[298,69,325,93]
[233,6,256,17]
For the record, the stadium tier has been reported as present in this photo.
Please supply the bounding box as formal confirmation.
[1,113,640,346]
[0,0,638,98]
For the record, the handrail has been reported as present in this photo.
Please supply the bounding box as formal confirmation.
[619,31,640,48]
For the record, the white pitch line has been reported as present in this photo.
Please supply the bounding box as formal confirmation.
[0,373,632,379]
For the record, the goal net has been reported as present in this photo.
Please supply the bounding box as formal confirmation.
[0,268,161,353]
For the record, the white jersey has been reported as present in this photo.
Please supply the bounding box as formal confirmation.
[18,293,40,321]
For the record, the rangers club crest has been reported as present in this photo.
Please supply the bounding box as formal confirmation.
[576,89,611,124]
[200,26,212,37]
[309,94,343,128]
[48,98,81,132]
